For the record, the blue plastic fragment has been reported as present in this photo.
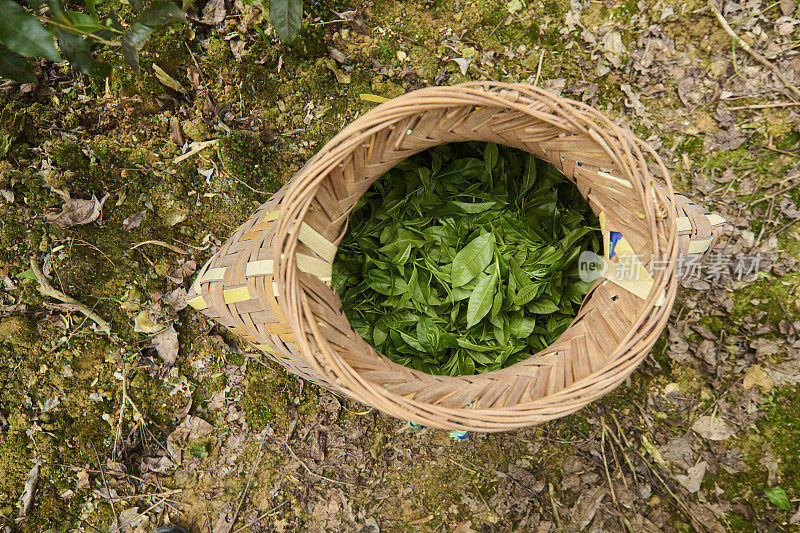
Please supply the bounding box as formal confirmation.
[609,231,622,259]
[449,430,469,441]
[408,421,424,429]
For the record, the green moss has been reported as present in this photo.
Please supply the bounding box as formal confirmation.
[241,363,296,431]
[219,131,282,194]
[0,316,39,348]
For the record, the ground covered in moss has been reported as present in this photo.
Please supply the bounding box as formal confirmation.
[1,0,800,531]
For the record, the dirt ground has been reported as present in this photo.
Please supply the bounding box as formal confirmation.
[2,0,800,531]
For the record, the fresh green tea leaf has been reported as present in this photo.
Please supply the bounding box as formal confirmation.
[764,486,791,511]
[269,0,302,42]
[0,0,61,61]
[452,232,495,287]
[332,142,600,375]
[55,29,111,78]
[0,44,35,83]
[467,271,497,328]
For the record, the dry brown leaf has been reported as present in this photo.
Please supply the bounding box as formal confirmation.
[675,461,707,493]
[133,309,165,334]
[170,116,185,145]
[149,326,179,365]
[17,458,43,519]
[122,210,146,232]
[743,364,774,392]
[44,193,109,229]
[170,415,213,442]
[163,288,188,312]
[202,0,226,24]
[166,260,197,284]
[692,415,736,441]
[751,337,781,357]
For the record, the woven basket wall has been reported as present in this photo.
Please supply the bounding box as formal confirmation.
[187,83,724,431]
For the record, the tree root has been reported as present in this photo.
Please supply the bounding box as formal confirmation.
[30,258,112,336]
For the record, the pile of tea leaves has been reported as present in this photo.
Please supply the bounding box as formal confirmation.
[332,142,601,376]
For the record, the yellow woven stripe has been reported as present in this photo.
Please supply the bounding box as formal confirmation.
[298,222,337,262]
[280,333,297,344]
[191,259,212,293]
[267,322,292,335]
[263,210,280,222]
[296,253,332,281]
[223,286,251,304]
[246,259,274,277]
[604,256,653,301]
[706,214,726,226]
[675,216,692,233]
[201,267,226,282]
[254,343,275,353]
[187,295,208,310]
[687,237,714,255]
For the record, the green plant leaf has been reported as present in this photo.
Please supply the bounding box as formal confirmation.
[452,232,494,287]
[484,142,498,172]
[0,0,60,61]
[46,0,68,22]
[269,0,302,42]
[16,268,37,280]
[527,297,560,314]
[121,22,155,73]
[121,1,185,73]
[765,486,791,511]
[0,44,35,83]
[65,12,106,33]
[467,271,497,328]
[84,0,98,18]
[416,317,439,354]
[55,29,111,77]
[138,0,186,26]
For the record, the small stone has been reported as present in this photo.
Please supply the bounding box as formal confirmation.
[0,316,39,348]
[396,50,408,62]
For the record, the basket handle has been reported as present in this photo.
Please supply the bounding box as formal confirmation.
[653,182,726,257]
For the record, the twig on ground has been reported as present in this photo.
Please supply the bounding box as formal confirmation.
[226,436,267,533]
[283,440,354,486]
[547,482,565,532]
[90,441,119,532]
[130,240,189,255]
[231,500,290,533]
[707,0,800,100]
[726,102,800,110]
[31,258,111,336]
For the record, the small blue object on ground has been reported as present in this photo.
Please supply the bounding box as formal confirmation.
[449,430,469,441]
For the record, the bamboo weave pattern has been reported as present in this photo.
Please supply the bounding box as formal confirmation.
[187,83,724,431]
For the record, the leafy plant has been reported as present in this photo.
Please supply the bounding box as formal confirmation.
[764,486,791,511]
[0,0,187,82]
[242,0,303,42]
[332,142,601,376]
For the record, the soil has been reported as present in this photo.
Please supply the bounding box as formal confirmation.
[1,0,800,531]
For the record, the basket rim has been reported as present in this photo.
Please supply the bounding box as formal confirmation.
[271,82,680,430]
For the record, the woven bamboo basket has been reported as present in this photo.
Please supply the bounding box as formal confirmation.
[187,83,724,431]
